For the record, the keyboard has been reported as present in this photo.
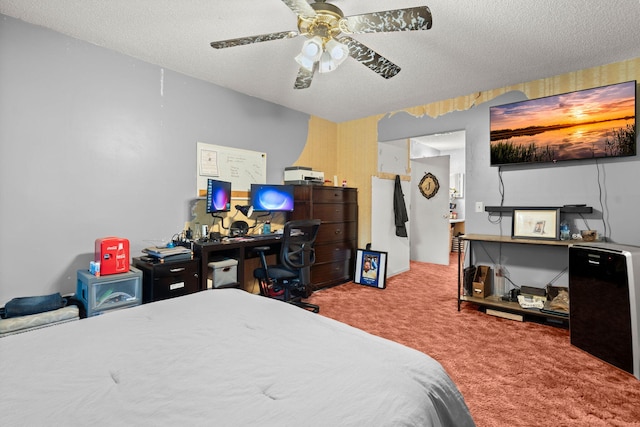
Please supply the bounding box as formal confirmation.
[249,233,282,240]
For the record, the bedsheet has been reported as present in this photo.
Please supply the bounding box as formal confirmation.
[0,289,474,426]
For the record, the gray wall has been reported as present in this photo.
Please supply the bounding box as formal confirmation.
[0,15,310,304]
[379,91,640,288]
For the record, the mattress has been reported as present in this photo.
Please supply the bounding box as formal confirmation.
[0,289,474,426]
[0,305,79,337]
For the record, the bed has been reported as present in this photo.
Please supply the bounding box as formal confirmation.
[0,289,475,426]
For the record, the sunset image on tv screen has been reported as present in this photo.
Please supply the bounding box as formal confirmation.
[490,81,636,166]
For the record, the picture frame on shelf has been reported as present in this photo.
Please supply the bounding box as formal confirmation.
[512,208,560,240]
[354,249,388,289]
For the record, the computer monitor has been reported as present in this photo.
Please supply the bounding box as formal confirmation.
[250,184,294,212]
[206,179,232,213]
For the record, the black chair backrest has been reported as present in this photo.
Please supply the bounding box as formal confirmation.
[280,219,321,285]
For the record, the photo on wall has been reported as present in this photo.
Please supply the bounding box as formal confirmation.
[354,249,388,289]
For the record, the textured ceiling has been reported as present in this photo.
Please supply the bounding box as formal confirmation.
[1,0,639,123]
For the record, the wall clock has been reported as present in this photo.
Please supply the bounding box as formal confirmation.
[418,172,440,199]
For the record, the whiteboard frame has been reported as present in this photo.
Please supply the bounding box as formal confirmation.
[196,142,267,196]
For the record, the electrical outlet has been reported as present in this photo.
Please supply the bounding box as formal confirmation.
[475,201,484,213]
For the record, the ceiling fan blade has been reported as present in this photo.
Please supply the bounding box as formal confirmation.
[294,65,315,89]
[281,0,317,18]
[211,30,298,49]
[336,36,401,79]
[343,6,432,34]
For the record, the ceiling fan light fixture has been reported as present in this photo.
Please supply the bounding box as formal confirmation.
[296,36,324,71]
[302,36,323,57]
[318,39,348,73]
[325,38,348,62]
[210,3,433,88]
[301,36,323,59]
[295,52,315,71]
[318,51,337,73]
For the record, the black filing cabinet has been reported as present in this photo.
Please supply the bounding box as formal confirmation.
[133,257,200,303]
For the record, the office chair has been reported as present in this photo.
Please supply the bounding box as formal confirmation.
[253,219,321,313]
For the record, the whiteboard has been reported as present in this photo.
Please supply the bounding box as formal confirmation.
[196,142,267,195]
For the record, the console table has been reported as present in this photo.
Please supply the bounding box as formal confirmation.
[457,234,575,323]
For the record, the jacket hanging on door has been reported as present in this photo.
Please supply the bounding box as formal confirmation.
[393,175,408,237]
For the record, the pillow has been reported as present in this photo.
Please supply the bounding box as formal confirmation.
[2,293,67,318]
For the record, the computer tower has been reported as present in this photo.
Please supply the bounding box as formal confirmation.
[569,243,640,379]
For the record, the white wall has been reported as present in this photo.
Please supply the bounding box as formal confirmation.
[0,15,310,304]
[372,141,411,276]
[371,177,411,277]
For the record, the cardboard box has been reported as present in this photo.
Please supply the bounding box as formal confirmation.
[472,265,492,298]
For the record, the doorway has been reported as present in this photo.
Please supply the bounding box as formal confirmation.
[410,130,466,265]
[410,155,450,265]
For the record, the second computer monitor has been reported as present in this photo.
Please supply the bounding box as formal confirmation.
[250,184,294,212]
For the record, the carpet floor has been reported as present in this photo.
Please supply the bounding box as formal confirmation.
[306,256,640,427]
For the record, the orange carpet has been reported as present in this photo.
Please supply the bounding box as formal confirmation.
[307,256,640,427]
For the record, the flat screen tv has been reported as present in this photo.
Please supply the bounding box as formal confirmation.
[250,184,295,212]
[490,80,636,166]
[206,179,232,213]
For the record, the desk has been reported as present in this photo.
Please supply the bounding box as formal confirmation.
[191,236,282,293]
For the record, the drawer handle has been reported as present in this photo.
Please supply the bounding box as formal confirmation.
[170,282,185,290]
[170,268,186,273]
[335,229,342,234]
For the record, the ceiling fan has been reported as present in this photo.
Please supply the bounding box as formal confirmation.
[210,0,432,89]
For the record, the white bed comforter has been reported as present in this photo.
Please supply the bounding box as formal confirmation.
[0,289,474,426]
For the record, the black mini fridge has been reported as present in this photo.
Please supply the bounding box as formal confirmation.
[569,243,640,379]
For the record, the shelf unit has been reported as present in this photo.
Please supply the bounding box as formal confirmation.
[484,205,593,214]
[457,234,573,324]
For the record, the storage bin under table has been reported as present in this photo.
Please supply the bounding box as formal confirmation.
[77,267,142,317]
[207,259,239,289]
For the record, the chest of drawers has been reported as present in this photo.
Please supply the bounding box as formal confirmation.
[133,257,200,303]
[290,185,358,291]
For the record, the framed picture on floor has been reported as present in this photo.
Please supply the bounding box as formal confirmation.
[512,208,560,240]
[354,249,388,289]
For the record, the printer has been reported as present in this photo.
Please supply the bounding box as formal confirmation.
[284,166,324,185]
